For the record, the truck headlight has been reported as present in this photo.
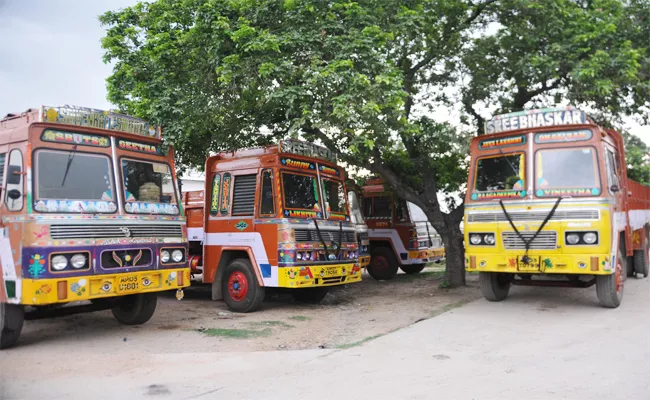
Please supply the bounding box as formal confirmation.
[172,249,184,262]
[484,234,496,245]
[70,253,87,269]
[566,233,580,245]
[52,255,68,271]
[160,250,170,263]
[583,232,598,244]
[469,234,482,245]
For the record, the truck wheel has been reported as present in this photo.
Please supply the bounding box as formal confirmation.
[399,265,425,274]
[0,303,24,350]
[633,249,649,278]
[222,258,265,313]
[112,293,158,325]
[479,272,511,301]
[367,247,399,281]
[596,250,625,308]
[292,287,329,304]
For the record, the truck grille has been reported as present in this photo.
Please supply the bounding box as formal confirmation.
[294,229,356,243]
[50,224,183,239]
[468,209,599,223]
[502,231,557,250]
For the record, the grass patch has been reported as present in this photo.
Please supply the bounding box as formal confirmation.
[288,315,311,321]
[336,334,384,350]
[202,328,272,338]
[248,320,294,329]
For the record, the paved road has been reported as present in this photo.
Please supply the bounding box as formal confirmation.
[1,276,649,400]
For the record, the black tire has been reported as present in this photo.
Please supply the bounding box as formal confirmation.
[291,287,329,304]
[0,303,24,350]
[222,258,265,313]
[400,265,425,275]
[626,255,635,277]
[633,250,649,278]
[367,247,399,281]
[596,250,625,308]
[479,272,511,302]
[111,293,157,325]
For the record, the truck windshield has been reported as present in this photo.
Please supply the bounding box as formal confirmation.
[321,178,346,215]
[122,159,179,215]
[282,172,320,211]
[475,153,525,192]
[34,149,116,213]
[535,148,600,194]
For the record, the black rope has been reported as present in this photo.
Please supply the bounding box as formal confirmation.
[337,220,343,259]
[499,197,563,260]
[313,219,329,258]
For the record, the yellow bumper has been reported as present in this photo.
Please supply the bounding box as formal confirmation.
[278,263,362,288]
[359,256,371,268]
[407,247,445,263]
[22,268,191,305]
[465,253,613,275]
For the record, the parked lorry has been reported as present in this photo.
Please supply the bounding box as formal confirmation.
[464,106,650,308]
[183,139,361,312]
[362,178,444,280]
[348,189,371,268]
[0,105,190,349]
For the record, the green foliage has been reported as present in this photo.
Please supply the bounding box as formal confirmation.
[624,132,650,186]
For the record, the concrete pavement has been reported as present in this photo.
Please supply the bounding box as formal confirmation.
[1,276,649,400]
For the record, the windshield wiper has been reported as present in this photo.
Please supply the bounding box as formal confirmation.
[61,145,78,186]
[497,147,520,178]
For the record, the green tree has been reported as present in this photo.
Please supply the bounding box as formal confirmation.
[624,132,650,186]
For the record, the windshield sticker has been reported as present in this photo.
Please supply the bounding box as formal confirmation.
[34,200,117,213]
[283,209,322,218]
[329,212,348,221]
[319,165,340,176]
[41,130,109,148]
[124,202,179,215]
[471,190,527,201]
[281,158,315,170]
[479,135,526,150]
[117,139,162,155]
[485,108,587,134]
[536,188,600,197]
[534,130,592,144]
[220,173,231,215]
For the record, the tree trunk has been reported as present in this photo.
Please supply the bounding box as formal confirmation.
[442,224,466,287]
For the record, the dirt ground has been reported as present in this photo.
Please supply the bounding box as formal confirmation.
[13,266,481,353]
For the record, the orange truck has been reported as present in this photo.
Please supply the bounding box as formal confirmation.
[362,178,444,280]
[464,107,650,308]
[0,105,190,349]
[183,139,361,312]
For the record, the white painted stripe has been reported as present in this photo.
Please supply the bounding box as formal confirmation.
[367,228,420,265]
[0,237,20,304]
[187,227,204,242]
[204,232,278,286]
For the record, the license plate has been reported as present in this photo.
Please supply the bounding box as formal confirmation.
[325,267,339,276]
[117,274,140,294]
[517,256,541,272]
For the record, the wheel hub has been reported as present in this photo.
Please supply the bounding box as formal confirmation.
[227,271,249,302]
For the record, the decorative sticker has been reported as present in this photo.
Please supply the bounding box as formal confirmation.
[210,174,221,216]
[281,158,316,170]
[220,173,231,215]
[329,212,348,221]
[535,188,600,198]
[471,190,527,201]
[165,271,177,287]
[318,164,340,176]
[235,220,248,231]
[478,135,526,150]
[70,279,87,296]
[35,284,52,296]
[124,202,179,215]
[534,129,593,144]
[41,129,110,147]
[28,254,46,278]
[34,200,117,213]
[283,209,322,218]
[117,139,162,155]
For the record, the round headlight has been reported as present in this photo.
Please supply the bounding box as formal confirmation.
[296,252,303,260]
[172,250,183,262]
[583,232,598,244]
[470,234,482,245]
[566,234,580,245]
[52,255,68,271]
[484,234,496,245]
[70,254,87,269]
[161,250,171,263]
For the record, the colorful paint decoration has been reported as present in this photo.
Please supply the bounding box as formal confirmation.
[41,129,110,148]
[34,199,117,213]
[471,190,526,201]
[281,158,316,170]
[329,212,348,221]
[28,254,46,278]
[479,135,526,150]
[124,202,179,215]
[210,174,221,216]
[117,139,162,155]
[485,107,587,134]
[318,164,340,176]
[534,129,593,144]
[220,173,231,215]
[536,188,600,197]
[41,105,161,138]
[235,220,249,231]
[283,209,322,218]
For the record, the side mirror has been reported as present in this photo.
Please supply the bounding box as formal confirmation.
[610,185,619,193]
[6,166,22,185]
[7,189,21,200]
